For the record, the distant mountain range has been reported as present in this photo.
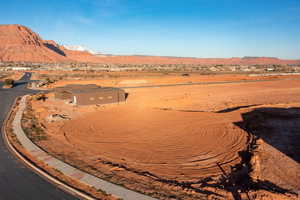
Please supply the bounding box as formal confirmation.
[0,24,299,65]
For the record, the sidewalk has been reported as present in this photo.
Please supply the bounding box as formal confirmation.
[11,96,156,200]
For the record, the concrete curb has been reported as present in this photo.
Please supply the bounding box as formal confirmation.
[7,95,156,200]
[2,96,94,200]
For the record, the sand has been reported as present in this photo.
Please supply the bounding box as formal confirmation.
[29,75,300,199]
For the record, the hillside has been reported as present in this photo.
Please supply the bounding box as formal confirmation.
[0,25,70,63]
[0,24,299,65]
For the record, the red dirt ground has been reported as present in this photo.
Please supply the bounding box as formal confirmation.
[29,75,300,199]
[0,71,23,81]
[32,71,300,90]
[60,107,248,181]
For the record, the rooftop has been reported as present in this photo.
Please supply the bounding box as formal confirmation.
[54,84,124,94]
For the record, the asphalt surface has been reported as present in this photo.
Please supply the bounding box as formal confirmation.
[120,77,300,89]
[0,73,77,200]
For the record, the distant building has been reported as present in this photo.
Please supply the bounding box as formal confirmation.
[266,67,275,72]
[54,84,127,106]
[11,67,31,71]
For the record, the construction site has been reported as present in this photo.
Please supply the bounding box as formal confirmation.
[1,4,300,198]
[21,72,300,200]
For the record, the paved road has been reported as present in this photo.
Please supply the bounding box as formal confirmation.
[120,77,300,89]
[0,73,77,200]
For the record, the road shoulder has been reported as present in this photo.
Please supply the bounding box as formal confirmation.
[4,95,142,200]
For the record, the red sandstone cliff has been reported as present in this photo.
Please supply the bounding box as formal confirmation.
[0,25,70,63]
[0,24,299,65]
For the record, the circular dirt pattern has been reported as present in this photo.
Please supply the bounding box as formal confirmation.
[61,107,249,181]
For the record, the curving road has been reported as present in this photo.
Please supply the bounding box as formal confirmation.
[1,72,298,200]
[0,73,77,200]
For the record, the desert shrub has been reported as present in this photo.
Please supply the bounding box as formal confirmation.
[182,73,190,76]
[22,102,47,142]
[35,93,47,101]
[4,79,15,86]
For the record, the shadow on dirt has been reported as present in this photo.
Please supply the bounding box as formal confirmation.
[224,107,300,199]
[236,107,300,163]
[214,153,295,200]
[216,104,260,113]
[97,158,223,197]
[125,92,129,100]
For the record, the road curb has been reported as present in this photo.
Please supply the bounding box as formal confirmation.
[4,95,156,200]
[2,96,95,200]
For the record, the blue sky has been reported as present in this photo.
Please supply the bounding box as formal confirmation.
[1,0,300,59]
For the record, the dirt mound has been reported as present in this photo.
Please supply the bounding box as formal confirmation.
[29,77,300,199]
[0,24,70,63]
[60,108,249,181]
[241,107,300,193]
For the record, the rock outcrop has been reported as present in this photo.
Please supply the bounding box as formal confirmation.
[0,25,70,63]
